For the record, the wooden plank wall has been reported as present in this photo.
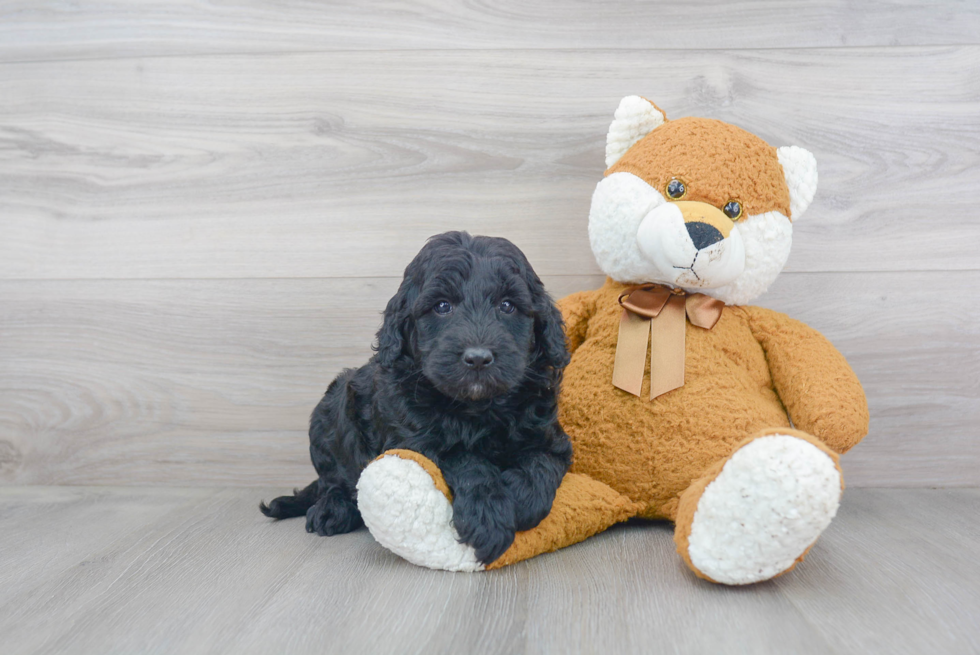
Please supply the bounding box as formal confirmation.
[1,1,977,487]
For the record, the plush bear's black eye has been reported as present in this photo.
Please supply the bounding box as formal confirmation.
[433,301,453,315]
[666,179,687,199]
[723,201,743,221]
[499,300,516,314]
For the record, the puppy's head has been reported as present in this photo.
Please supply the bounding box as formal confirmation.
[375,231,567,402]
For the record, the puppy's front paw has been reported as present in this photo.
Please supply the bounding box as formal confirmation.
[501,469,555,532]
[451,493,517,565]
[453,518,515,566]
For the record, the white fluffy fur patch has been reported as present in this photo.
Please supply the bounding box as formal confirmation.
[709,210,793,305]
[589,172,793,305]
[686,435,841,585]
[777,146,818,219]
[635,202,746,290]
[356,455,483,572]
[589,172,667,284]
[605,96,665,169]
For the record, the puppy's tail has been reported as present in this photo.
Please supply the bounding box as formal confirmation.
[259,479,319,519]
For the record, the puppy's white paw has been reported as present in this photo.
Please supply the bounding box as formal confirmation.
[686,434,841,585]
[356,454,484,572]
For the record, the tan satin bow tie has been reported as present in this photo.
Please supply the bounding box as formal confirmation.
[612,284,725,399]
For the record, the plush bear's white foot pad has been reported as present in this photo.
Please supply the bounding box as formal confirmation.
[687,435,841,585]
[356,454,484,572]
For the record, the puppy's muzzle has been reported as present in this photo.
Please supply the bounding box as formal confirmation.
[462,347,494,370]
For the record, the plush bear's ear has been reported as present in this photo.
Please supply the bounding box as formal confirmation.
[777,146,818,219]
[605,96,667,169]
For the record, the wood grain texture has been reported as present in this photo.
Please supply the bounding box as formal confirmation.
[1,2,977,492]
[2,0,979,63]
[0,486,211,606]
[2,47,978,280]
[2,271,976,487]
[775,488,980,655]
[0,486,977,654]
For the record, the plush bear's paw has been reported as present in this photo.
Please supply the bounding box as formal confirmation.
[683,434,841,585]
[356,453,484,572]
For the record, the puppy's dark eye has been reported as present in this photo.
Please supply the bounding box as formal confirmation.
[666,178,687,200]
[433,300,453,315]
[499,300,516,314]
[723,200,743,221]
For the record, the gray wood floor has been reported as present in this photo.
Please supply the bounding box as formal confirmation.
[1,487,977,655]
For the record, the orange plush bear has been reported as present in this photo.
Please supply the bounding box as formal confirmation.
[355,97,869,584]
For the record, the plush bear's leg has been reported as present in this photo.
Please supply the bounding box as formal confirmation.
[356,449,639,571]
[487,467,641,570]
[673,428,843,585]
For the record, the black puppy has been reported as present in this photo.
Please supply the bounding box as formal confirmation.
[261,231,572,564]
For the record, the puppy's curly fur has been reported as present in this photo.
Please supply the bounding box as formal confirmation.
[261,231,572,564]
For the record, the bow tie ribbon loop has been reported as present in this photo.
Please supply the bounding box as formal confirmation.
[611,284,725,399]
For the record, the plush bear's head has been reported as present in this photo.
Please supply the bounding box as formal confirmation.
[588,96,817,305]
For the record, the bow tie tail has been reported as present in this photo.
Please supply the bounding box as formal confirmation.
[612,308,649,397]
[649,294,687,398]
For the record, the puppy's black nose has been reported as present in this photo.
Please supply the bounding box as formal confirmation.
[462,348,494,369]
[686,222,724,251]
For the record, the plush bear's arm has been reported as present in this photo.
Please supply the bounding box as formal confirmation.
[557,289,598,355]
[741,306,869,454]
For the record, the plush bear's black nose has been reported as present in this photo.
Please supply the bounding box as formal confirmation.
[462,348,494,369]
[686,222,724,251]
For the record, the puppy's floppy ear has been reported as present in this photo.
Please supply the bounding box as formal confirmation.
[501,241,569,378]
[535,292,570,378]
[375,274,421,368]
[525,272,570,380]
[375,234,449,367]
[374,286,407,367]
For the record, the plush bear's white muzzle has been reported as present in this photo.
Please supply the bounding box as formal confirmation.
[635,202,746,289]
